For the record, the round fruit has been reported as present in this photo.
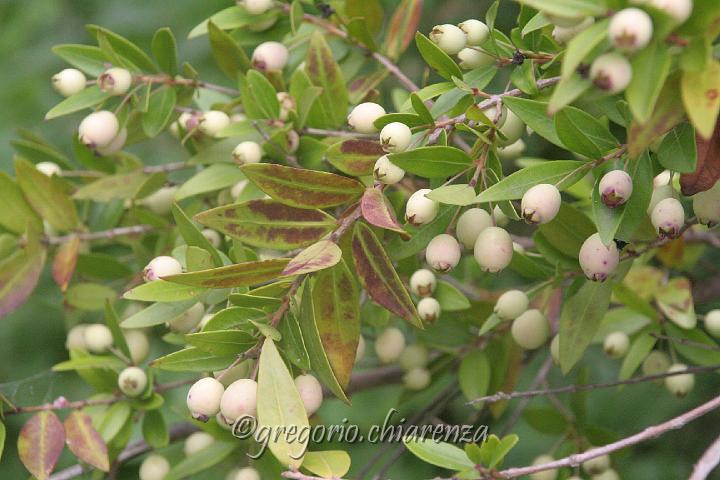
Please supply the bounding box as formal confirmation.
[521,184,561,225]
[84,324,113,353]
[511,309,549,350]
[251,41,289,71]
[425,234,462,272]
[406,189,440,226]
[96,127,127,156]
[66,325,87,351]
[118,367,148,397]
[184,431,214,456]
[579,233,620,282]
[456,208,493,250]
[651,197,685,238]
[483,104,508,127]
[143,255,183,282]
[356,335,366,362]
[187,377,225,419]
[98,67,133,96]
[199,110,230,137]
[124,330,150,364]
[373,155,405,184]
[399,344,430,371]
[231,180,249,200]
[241,0,273,15]
[650,0,693,24]
[692,182,720,226]
[550,335,560,365]
[582,453,611,474]
[168,302,205,333]
[458,19,490,45]
[590,53,633,94]
[705,310,720,338]
[141,186,177,215]
[36,161,61,177]
[664,363,695,397]
[545,12,585,27]
[552,17,594,43]
[603,331,630,359]
[410,269,437,297]
[642,350,671,376]
[599,170,633,208]
[202,229,222,248]
[494,290,529,320]
[473,226,513,273]
[220,378,258,424]
[375,327,406,363]
[498,109,525,146]
[52,68,86,97]
[78,110,120,149]
[529,454,557,480]
[429,24,467,54]
[232,141,263,165]
[295,374,323,416]
[234,467,261,480]
[417,297,441,323]
[139,454,170,480]
[403,367,431,391]
[457,48,495,69]
[609,8,654,52]
[493,205,509,226]
[591,469,620,480]
[380,122,412,153]
[348,102,386,133]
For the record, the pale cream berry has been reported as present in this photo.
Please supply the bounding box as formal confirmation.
[647,183,675,215]
[511,309,549,350]
[494,290,529,320]
[425,234,462,272]
[473,226,513,273]
[609,8,653,52]
[52,68,86,97]
[36,161,61,177]
[83,324,113,353]
[521,184,561,225]
[286,130,300,153]
[373,155,405,185]
[650,0,693,24]
[482,104,508,128]
[399,344,429,371]
[456,208,492,250]
[498,109,525,146]
[375,327,406,363]
[654,169,672,187]
[429,24,467,55]
[143,255,182,282]
[590,53,633,94]
[513,242,526,254]
[705,310,720,338]
[552,17,594,43]
[641,350,671,376]
[241,0,273,15]
[599,170,633,208]
[406,189,439,226]
[96,127,127,156]
[582,453,611,475]
[651,197,685,238]
[355,335,366,362]
[234,467,261,480]
[231,180,249,201]
[295,374,323,416]
[603,331,630,359]
[202,229,222,248]
[168,302,205,333]
[550,334,560,365]
[118,366,148,397]
[410,269,436,297]
[232,141,263,165]
[124,330,150,364]
[184,431,214,456]
[529,454,558,480]
[252,41,289,71]
[139,454,170,480]
[458,19,490,46]
[276,92,295,121]
[78,110,120,148]
[199,110,231,137]
[98,67,133,96]
[457,48,495,69]
[692,182,720,226]
[142,186,177,215]
[665,363,694,397]
[403,367,431,391]
[380,122,412,153]
[348,102,386,133]
[220,378,258,424]
[66,325,87,350]
[493,205,509,226]
[591,469,620,480]
[579,233,620,282]
[417,297,441,323]
[187,377,225,419]
[545,12,585,27]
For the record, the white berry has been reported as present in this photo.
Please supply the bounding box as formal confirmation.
[498,108,525,146]
[202,229,222,248]
[582,453,611,475]
[118,366,148,397]
[417,297,441,323]
[410,269,437,297]
[579,233,620,282]
[78,110,120,149]
[231,180,249,201]
[66,325,87,351]
[399,344,430,371]
[139,454,170,480]
[276,92,295,121]
[168,302,205,333]
[403,367,431,391]
[511,309,549,350]
[650,0,693,24]
[457,48,495,69]
[36,161,61,177]
[98,67,133,96]
[142,186,177,215]
[232,141,263,165]
[96,127,127,156]
[184,431,214,456]
[665,363,694,397]
[295,374,323,416]
[143,255,182,282]
[651,197,685,238]
[529,455,557,480]
[406,189,439,226]
[705,310,720,337]
[599,170,633,208]
[241,0,273,15]
[552,17,594,44]
[425,234,462,272]
[220,378,258,424]
[187,377,225,419]
[473,226,513,273]
[380,122,412,153]
[458,19,490,46]
[493,205,509,226]
[642,350,671,376]
[692,182,720,226]
[234,467,261,480]
[592,469,620,480]
[494,290,529,320]
[83,324,113,353]
[590,53,633,94]
[550,335,560,365]
[603,331,630,359]
[455,208,492,250]
[521,184,561,224]
[124,330,150,364]
[52,68,86,97]
[252,41,289,72]
[429,24,467,55]
[545,12,585,27]
[348,102,386,133]
[483,104,508,128]
[375,327,406,363]
[356,335,366,362]
[373,155,405,185]
[609,8,654,52]
[199,110,231,137]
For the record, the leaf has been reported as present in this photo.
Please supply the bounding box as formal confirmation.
[503,97,564,148]
[52,236,80,292]
[189,6,278,38]
[388,146,472,178]
[52,44,108,76]
[152,347,236,372]
[435,280,471,311]
[539,203,596,259]
[619,330,657,380]
[476,160,586,202]
[665,323,720,366]
[548,74,591,115]
[657,123,697,174]
[105,301,131,361]
[165,442,237,480]
[325,139,384,176]
[185,330,256,356]
[194,199,336,250]
[207,21,249,79]
[656,277,696,329]
[283,240,342,276]
[361,188,407,235]
[518,0,606,17]
[560,19,609,79]
[404,437,475,471]
[305,32,349,128]
[0,238,46,318]
[15,158,79,232]
[524,407,568,435]
[246,70,280,119]
[681,121,720,195]
[121,300,199,328]
[45,86,110,120]
[459,350,491,408]
[302,450,351,478]
[63,412,109,472]
[0,421,5,461]
[351,223,422,328]
[172,203,223,267]
[142,410,168,449]
[123,281,207,302]
[241,164,364,209]
[387,206,458,261]
[142,87,176,137]
[65,283,116,311]
[626,42,672,124]
[17,412,66,480]
[74,170,165,202]
[426,184,477,206]
[175,164,246,201]
[257,338,310,469]
[0,172,42,234]
[87,25,157,72]
[681,60,720,139]
[386,0,423,59]
[151,28,177,75]
[555,107,619,158]
[415,32,463,81]
[164,259,289,289]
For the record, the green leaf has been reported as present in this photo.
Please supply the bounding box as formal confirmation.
[0,172,42,234]
[404,437,475,471]
[539,203,596,259]
[163,259,289,289]
[619,330,658,380]
[121,300,199,328]
[104,302,131,362]
[52,355,126,372]
[172,204,223,267]
[458,350,491,407]
[123,281,207,302]
[283,240,342,277]
[305,32,349,128]
[476,160,586,202]
[65,283,116,311]
[175,164,246,201]
[523,407,568,435]
[52,44,108,76]
[45,86,110,120]
[15,158,79,232]
[185,330,256,356]
[548,74,591,115]
[388,146,472,178]
[518,0,606,17]
[656,277,696,329]
[302,451,351,478]
[555,107,619,158]
[387,206,458,261]
[325,139,384,177]
[142,87,176,138]
[152,347,236,372]
[657,123,698,173]
[0,421,5,462]
[87,25,157,72]
[665,323,720,366]
[73,170,165,202]
[415,32,463,81]
[626,42,672,123]
[246,70,280,119]
[435,280,471,311]
[165,442,237,480]
[290,1,304,34]
[208,21,249,79]
[502,97,564,148]
[151,28,177,75]
[681,60,720,139]
[560,18,609,79]
[141,410,168,449]
[188,6,278,38]
[426,184,477,206]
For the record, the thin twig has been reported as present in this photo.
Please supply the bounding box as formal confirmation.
[652,333,720,352]
[251,120,301,167]
[303,127,376,139]
[500,355,554,436]
[136,74,239,96]
[689,433,720,480]
[43,225,156,246]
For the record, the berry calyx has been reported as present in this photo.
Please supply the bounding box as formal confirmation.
[458,19,490,46]
[83,324,113,353]
[142,186,178,215]
[52,68,86,97]
[252,41,289,72]
[609,8,653,52]
[373,155,405,184]
[199,110,230,137]
[399,344,430,371]
[405,189,440,226]
[590,53,633,94]
[347,102,386,133]
[375,327,406,363]
[184,431,214,456]
[705,309,720,338]
[473,226,513,273]
[651,197,685,238]
[417,297,441,323]
[98,67,133,96]
[410,269,437,297]
[220,378,258,425]
[233,141,263,165]
[457,48,495,69]
[494,290,529,320]
[579,233,620,282]
[455,208,492,250]
[295,374,323,416]
[425,233,462,272]
[36,161,61,177]
[78,110,120,149]
[664,363,694,397]
[403,367,431,391]
[599,169,633,207]
[380,122,412,153]
[168,302,205,333]
[603,331,630,359]
[187,377,225,420]
[429,24,467,55]
[143,255,183,282]
[511,309,549,350]
[139,454,170,480]
[118,366,148,397]
[521,184,561,225]
[240,0,273,15]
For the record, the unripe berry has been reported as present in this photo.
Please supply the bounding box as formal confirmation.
[493,205,509,226]
[545,12,585,27]
[511,309,549,350]
[252,41,289,72]
[124,330,150,364]
[380,122,412,153]
[473,226,513,273]
[579,233,620,282]
[482,104,508,128]
[96,127,127,156]
[455,208,492,250]
[36,161,61,177]
[375,327,406,363]
[78,110,120,149]
[118,366,148,397]
[52,68,86,97]
[425,234,462,272]
[142,186,177,215]
[184,431,214,456]
[373,155,405,185]
[410,269,436,297]
[530,455,557,480]
[650,0,693,24]
[705,310,720,338]
[356,335,366,362]
[641,350,671,376]
[234,467,261,480]
[231,180,249,200]
[220,378,258,424]
[665,363,694,397]
[276,92,295,121]
[498,109,525,146]
[583,453,611,475]
[405,189,440,226]
[651,197,685,238]
[457,48,494,69]
[417,297,441,323]
[241,0,273,15]
[521,184,561,225]
[692,182,720,226]
[458,19,490,46]
[295,374,323,416]
[429,24,467,55]
[199,110,231,137]
[603,331,630,359]
[403,367,431,391]
[187,377,225,419]
[66,325,87,351]
[599,169,633,208]
[550,334,560,365]
[168,302,205,333]
[347,102,386,133]
[201,229,222,248]
[232,141,263,165]
[98,67,133,96]
[494,290,529,320]
[139,454,170,480]
[83,324,113,353]
[590,53,633,94]
[143,255,183,282]
[654,169,672,187]
[647,183,675,215]
[552,17,594,44]
[399,344,430,371]
[591,469,620,480]
[609,8,653,52]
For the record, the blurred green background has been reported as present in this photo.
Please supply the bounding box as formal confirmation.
[0,1,718,478]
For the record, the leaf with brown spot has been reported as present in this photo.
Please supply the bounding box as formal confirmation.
[325,139,384,177]
[385,0,423,60]
[306,31,348,129]
[360,188,408,237]
[681,122,720,195]
[681,60,720,140]
[194,199,336,250]
[163,258,289,288]
[282,240,342,276]
[63,411,109,472]
[351,222,422,328]
[52,236,80,292]
[241,164,364,209]
[17,411,65,480]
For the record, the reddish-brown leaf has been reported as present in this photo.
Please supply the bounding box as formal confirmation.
[63,411,109,472]
[164,258,290,288]
[325,139,384,177]
[0,239,46,318]
[681,123,720,195]
[52,236,80,292]
[360,188,408,237]
[282,240,342,276]
[17,411,65,480]
[385,0,424,60]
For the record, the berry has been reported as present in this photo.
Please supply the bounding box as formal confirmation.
[590,53,633,94]
[582,453,611,475]
[579,233,620,282]
[494,290,529,320]
[168,302,206,333]
[521,184,561,225]
[373,155,405,185]
[417,297,441,323]
[493,205,509,226]
[609,8,653,52]
[375,327,406,363]
[456,208,493,250]
[380,122,412,153]
[234,467,261,480]
[36,161,61,177]
[139,454,170,480]
[591,469,620,480]
[654,169,672,187]
[425,234,462,272]
[458,19,490,46]
[98,67,133,96]
[231,180,249,200]
[241,0,273,15]
[84,324,113,353]
[276,92,295,121]
[705,310,720,337]
[220,378,258,424]
[295,374,323,416]
[78,110,120,149]
[199,110,231,137]
[457,48,495,69]
[545,12,585,27]
[692,181,720,226]
[124,330,150,364]
[483,104,508,127]
[641,350,671,376]
[429,24,467,55]
[52,68,86,97]
[184,431,214,456]
[143,255,183,282]
[405,189,440,226]
[665,363,694,397]
[403,367,431,391]
[651,197,685,238]
[599,170,633,208]
[550,335,560,365]
[498,109,525,146]
[552,17,594,44]
[410,269,437,297]
[66,325,87,351]
[198,230,220,250]
[356,335,366,362]
[603,331,630,359]
[252,41,289,71]
[399,344,430,371]
[347,102,386,133]
[187,377,225,419]
[286,130,300,153]
[647,182,675,215]
[118,366,148,397]
[473,226,513,273]
[142,186,177,215]
[96,128,127,156]
[511,309,549,350]
[650,0,693,24]
[232,141,263,165]
[529,455,557,480]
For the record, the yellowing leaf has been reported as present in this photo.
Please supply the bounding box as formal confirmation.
[17,412,66,480]
[302,450,351,478]
[63,411,109,472]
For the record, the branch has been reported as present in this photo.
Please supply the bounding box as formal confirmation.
[690,433,720,480]
[252,120,301,167]
[652,333,720,352]
[136,74,239,96]
[43,225,156,246]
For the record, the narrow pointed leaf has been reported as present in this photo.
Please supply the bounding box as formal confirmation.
[52,236,80,292]
[385,0,423,59]
[0,239,46,318]
[17,412,66,480]
[305,32,348,128]
[476,161,586,202]
[415,32,463,81]
[388,146,472,178]
[152,347,236,372]
[325,139,384,177]
[360,188,407,235]
[164,259,289,288]
[63,412,109,472]
[0,172,42,234]
[283,240,342,276]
